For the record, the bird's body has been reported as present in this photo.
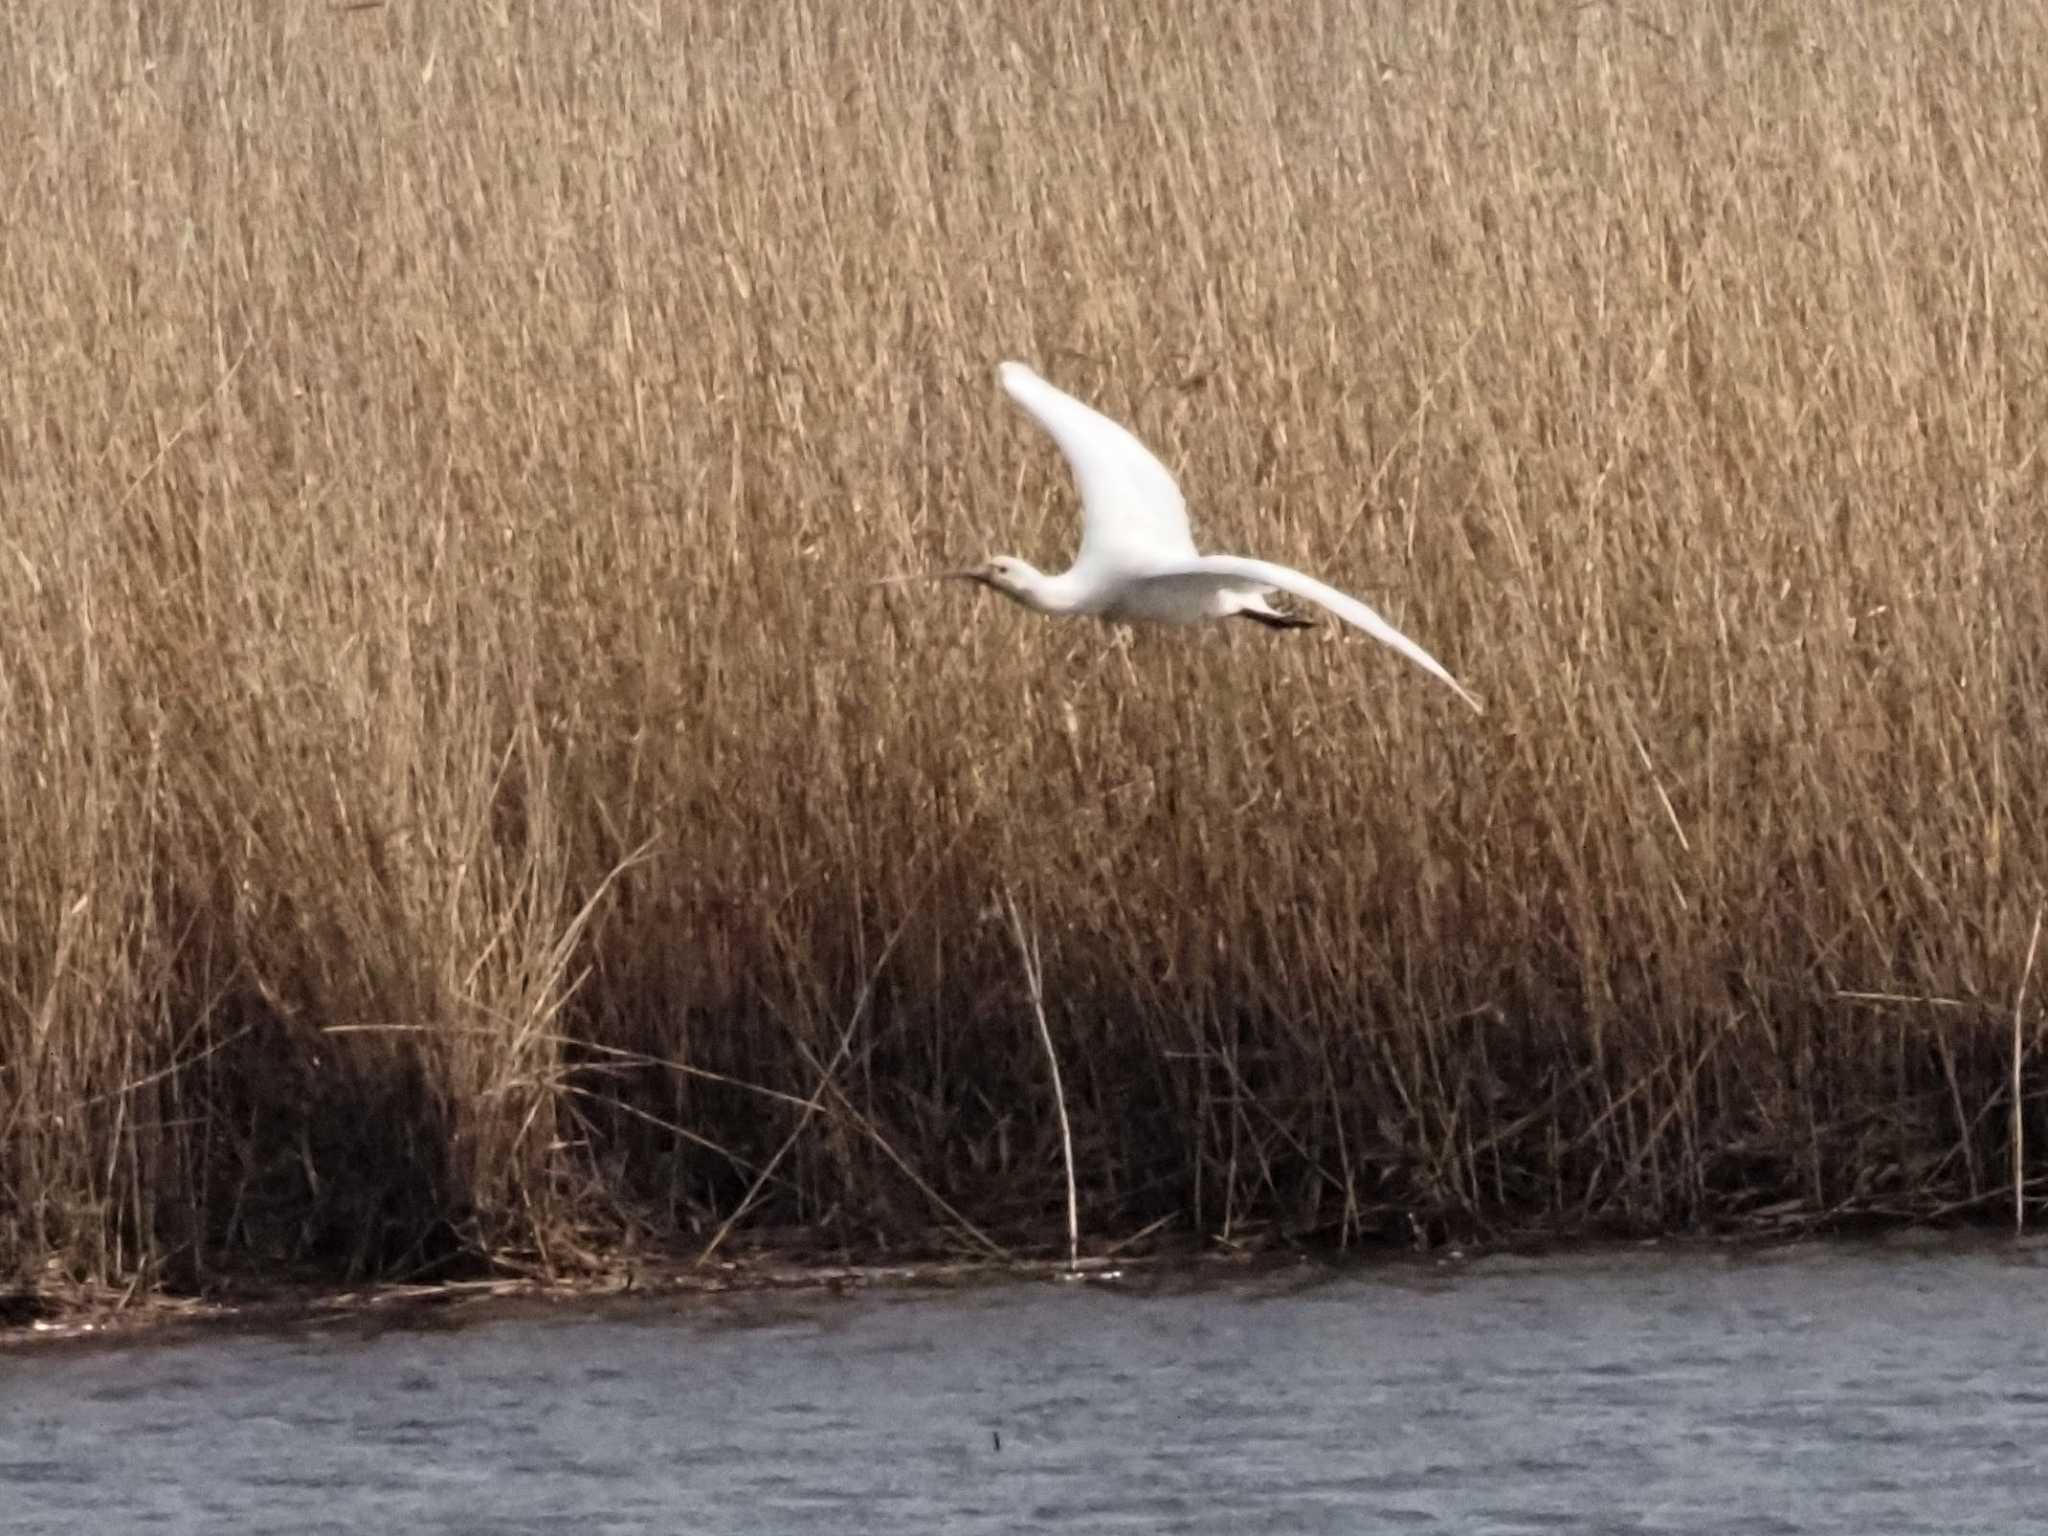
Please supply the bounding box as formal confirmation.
[955,362,1483,712]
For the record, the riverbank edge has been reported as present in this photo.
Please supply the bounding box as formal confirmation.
[6,1216,2033,1351]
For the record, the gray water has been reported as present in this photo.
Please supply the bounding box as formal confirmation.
[3,1243,2046,1533]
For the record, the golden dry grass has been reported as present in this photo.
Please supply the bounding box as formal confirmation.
[3,0,2045,1290]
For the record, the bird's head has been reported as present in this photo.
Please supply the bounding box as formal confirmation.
[953,556,1045,607]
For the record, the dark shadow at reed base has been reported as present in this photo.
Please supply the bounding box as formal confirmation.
[6,944,2040,1313]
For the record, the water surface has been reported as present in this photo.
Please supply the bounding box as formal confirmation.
[3,1242,2044,1533]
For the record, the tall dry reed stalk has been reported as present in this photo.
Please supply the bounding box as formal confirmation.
[2,0,2044,1294]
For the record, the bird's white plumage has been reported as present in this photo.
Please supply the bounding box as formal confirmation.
[998,362,1196,573]
[1138,556,1479,709]
[972,361,1483,713]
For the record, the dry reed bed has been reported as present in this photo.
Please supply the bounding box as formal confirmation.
[2,0,2044,1293]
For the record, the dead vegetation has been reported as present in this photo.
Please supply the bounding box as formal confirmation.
[2,0,2045,1301]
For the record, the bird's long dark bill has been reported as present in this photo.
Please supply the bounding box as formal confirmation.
[868,570,985,587]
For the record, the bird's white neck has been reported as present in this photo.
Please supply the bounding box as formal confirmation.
[1002,564,1090,616]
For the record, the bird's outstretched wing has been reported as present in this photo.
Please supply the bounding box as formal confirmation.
[1143,555,1485,712]
[1000,362,1198,572]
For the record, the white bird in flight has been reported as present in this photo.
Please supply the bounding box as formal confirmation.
[947,362,1483,713]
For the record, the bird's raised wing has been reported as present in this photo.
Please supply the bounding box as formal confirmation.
[1148,554,1484,713]
[1000,362,1198,572]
